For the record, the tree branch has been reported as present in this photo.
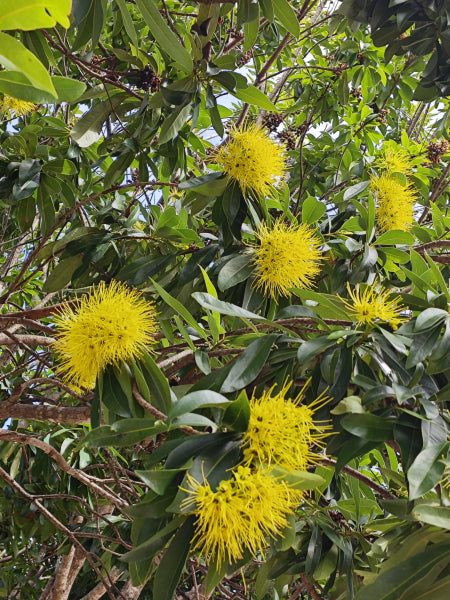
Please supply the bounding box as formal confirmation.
[0,431,127,509]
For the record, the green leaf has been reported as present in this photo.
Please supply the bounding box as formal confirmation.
[343,180,370,201]
[0,33,56,97]
[152,279,207,340]
[42,255,83,292]
[302,196,326,224]
[259,0,274,21]
[135,0,193,73]
[269,466,326,490]
[152,517,196,600]
[406,327,442,368]
[232,85,277,111]
[135,468,186,495]
[407,442,449,499]
[354,543,450,600]
[297,336,336,364]
[415,308,448,331]
[292,289,351,320]
[70,95,128,147]
[244,6,260,51]
[221,334,277,393]
[341,414,394,441]
[168,390,232,420]
[217,254,254,291]
[412,503,450,530]
[374,230,415,246]
[138,352,172,415]
[0,0,71,30]
[122,515,185,563]
[158,102,192,144]
[273,0,300,37]
[222,390,251,432]
[193,292,260,319]
[0,72,86,103]
[83,420,167,448]
[115,0,138,48]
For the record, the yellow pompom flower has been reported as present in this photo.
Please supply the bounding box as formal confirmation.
[379,148,412,175]
[252,221,322,299]
[53,280,158,388]
[242,383,331,471]
[0,95,36,119]
[370,173,416,232]
[340,282,407,329]
[216,124,285,197]
[181,466,303,566]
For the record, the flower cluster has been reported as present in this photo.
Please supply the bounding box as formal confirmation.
[182,383,330,565]
[216,124,285,197]
[341,282,407,329]
[370,146,417,232]
[0,95,36,119]
[379,148,412,176]
[181,466,303,566]
[54,280,158,388]
[252,220,322,299]
[242,383,330,471]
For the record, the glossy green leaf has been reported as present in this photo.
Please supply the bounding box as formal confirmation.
[412,503,450,530]
[217,254,254,291]
[152,279,207,340]
[0,0,71,30]
[0,33,56,96]
[273,0,300,37]
[0,72,86,103]
[168,390,232,420]
[193,291,263,320]
[139,352,172,415]
[232,85,277,111]
[221,334,277,393]
[354,543,450,600]
[302,196,326,224]
[374,230,415,246]
[341,413,395,441]
[135,0,193,73]
[407,442,449,499]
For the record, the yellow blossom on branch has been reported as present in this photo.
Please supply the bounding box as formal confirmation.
[181,466,303,566]
[370,173,416,232]
[379,148,412,175]
[340,282,407,329]
[242,383,331,471]
[252,220,322,299]
[53,280,158,388]
[216,124,285,197]
[0,95,36,119]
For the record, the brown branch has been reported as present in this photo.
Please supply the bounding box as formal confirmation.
[80,567,123,600]
[0,333,55,345]
[0,431,127,509]
[132,383,167,420]
[318,457,397,500]
[0,466,122,600]
[1,404,95,424]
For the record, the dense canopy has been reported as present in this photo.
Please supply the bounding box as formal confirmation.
[1,1,450,599]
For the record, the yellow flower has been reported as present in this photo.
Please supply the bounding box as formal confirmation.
[252,220,322,299]
[181,465,302,566]
[379,148,412,175]
[370,173,416,232]
[216,124,285,196]
[341,282,407,329]
[242,382,331,471]
[0,95,36,119]
[53,280,158,388]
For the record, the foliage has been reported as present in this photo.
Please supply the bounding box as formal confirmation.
[1,1,450,599]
